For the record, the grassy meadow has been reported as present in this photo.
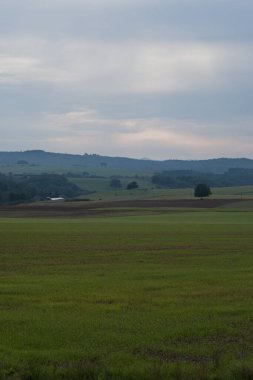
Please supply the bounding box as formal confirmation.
[70,174,253,201]
[0,209,253,379]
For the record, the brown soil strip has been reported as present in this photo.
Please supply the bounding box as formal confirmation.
[0,199,247,218]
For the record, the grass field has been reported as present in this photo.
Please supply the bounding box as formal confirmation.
[0,208,253,379]
[72,181,253,201]
[67,172,253,201]
[70,176,150,195]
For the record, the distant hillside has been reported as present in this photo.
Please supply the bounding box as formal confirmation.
[1,150,253,173]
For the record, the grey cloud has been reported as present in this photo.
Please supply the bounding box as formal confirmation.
[1,105,252,158]
[0,0,252,42]
[1,38,252,94]
[0,0,253,158]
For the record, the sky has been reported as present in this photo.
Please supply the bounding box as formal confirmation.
[0,0,252,159]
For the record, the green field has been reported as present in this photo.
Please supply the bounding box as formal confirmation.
[0,210,253,379]
[71,178,253,201]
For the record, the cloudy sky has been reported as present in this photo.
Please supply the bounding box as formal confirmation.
[0,0,252,159]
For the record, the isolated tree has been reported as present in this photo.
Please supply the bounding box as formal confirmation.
[194,183,211,199]
[110,178,122,189]
[127,181,138,190]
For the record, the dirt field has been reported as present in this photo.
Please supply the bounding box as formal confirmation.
[0,198,247,217]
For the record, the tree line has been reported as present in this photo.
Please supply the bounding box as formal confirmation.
[151,168,253,188]
[0,173,81,204]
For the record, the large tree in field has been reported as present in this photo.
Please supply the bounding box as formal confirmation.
[127,181,138,190]
[194,183,211,199]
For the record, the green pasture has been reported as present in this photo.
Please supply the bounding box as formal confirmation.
[70,177,149,195]
[0,211,253,379]
[72,180,253,201]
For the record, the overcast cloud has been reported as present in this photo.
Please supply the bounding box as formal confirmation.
[0,0,252,159]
